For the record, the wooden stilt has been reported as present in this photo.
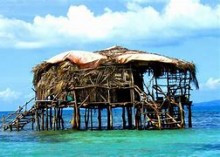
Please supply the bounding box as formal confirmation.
[87,108,90,129]
[46,107,48,130]
[53,107,56,130]
[72,106,76,129]
[60,108,64,130]
[122,107,126,129]
[90,108,93,130]
[32,115,34,130]
[73,90,80,129]
[107,107,110,129]
[135,106,141,129]
[35,110,40,131]
[98,106,102,130]
[84,108,89,130]
[143,107,147,129]
[130,70,135,129]
[41,108,44,131]
[179,102,184,128]
[188,105,192,128]
[57,108,60,130]
[49,107,52,130]
[78,108,81,130]
[107,105,113,130]
[182,105,185,126]
[107,81,112,130]
[127,106,132,129]
[16,119,19,131]
[9,125,12,131]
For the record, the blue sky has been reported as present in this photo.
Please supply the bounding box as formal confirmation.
[0,0,219,111]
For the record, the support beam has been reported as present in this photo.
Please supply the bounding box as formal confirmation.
[84,108,89,130]
[49,107,52,130]
[127,106,132,129]
[35,110,40,131]
[122,107,126,129]
[41,108,44,131]
[46,108,48,130]
[32,115,34,130]
[98,106,102,130]
[60,108,64,130]
[78,108,81,129]
[107,105,113,130]
[57,108,60,130]
[53,107,56,130]
[188,105,192,128]
[90,108,93,130]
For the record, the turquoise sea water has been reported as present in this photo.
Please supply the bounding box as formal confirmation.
[0,102,220,157]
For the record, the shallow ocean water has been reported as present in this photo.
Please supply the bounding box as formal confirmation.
[0,102,220,157]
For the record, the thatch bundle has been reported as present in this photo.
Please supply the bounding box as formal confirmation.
[33,46,198,100]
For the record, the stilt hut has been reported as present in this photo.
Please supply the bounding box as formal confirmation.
[1,46,198,131]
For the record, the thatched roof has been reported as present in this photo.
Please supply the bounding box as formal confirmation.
[32,46,199,96]
[96,46,195,69]
[35,46,196,70]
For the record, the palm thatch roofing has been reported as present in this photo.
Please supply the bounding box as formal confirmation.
[33,46,199,99]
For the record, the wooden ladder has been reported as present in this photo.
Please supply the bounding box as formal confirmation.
[134,85,183,129]
[1,98,35,131]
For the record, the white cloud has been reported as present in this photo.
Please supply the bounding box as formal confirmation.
[0,0,219,49]
[0,88,21,101]
[200,77,220,90]
[204,78,220,89]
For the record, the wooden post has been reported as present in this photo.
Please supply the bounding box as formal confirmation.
[107,107,110,129]
[16,119,19,131]
[188,105,192,128]
[72,106,76,129]
[53,107,56,130]
[135,106,141,129]
[155,78,159,100]
[72,90,80,129]
[107,105,113,130]
[32,115,34,130]
[41,108,44,131]
[85,108,89,130]
[78,107,81,130]
[49,107,52,130]
[98,106,102,130]
[46,107,48,130]
[182,105,185,127]
[35,110,40,131]
[179,102,184,128]
[59,108,64,130]
[130,71,135,128]
[57,108,61,130]
[122,107,126,129]
[107,80,113,130]
[90,108,93,130]
[87,108,90,129]
[127,106,132,129]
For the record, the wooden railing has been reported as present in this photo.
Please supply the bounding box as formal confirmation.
[0,97,35,129]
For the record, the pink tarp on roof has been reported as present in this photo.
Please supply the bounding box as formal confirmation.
[47,51,107,68]
[46,46,191,69]
[116,52,175,64]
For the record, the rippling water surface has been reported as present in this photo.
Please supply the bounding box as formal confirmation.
[0,102,220,157]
